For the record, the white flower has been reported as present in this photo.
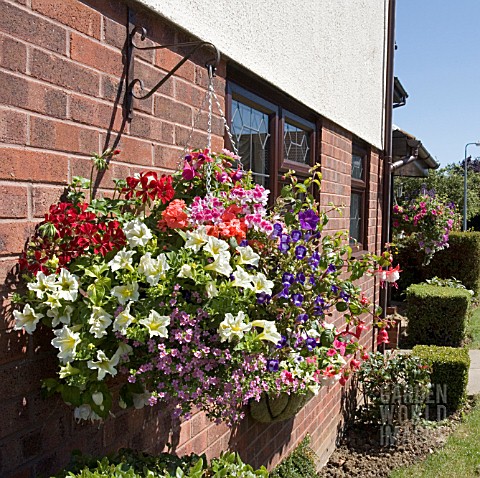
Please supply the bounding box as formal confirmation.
[205,281,219,298]
[139,310,170,338]
[251,273,274,295]
[59,362,80,379]
[55,268,79,301]
[236,245,260,267]
[204,252,233,277]
[43,292,62,309]
[218,311,252,343]
[232,266,253,289]
[27,271,57,299]
[204,236,230,259]
[112,342,133,361]
[184,227,209,252]
[73,404,101,422]
[138,253,169,286]
[111,282,139,305]
[88,306,113,338]
[87,350,120,380]
[108,250,136,272]
[133,391,151,409]
[123,219,153,248]
[92,391,104,406]
[47,305,73,327]
[322,321,335,330]
[251,319,281,344]
[178,264,193,279]
[13,304,43,334]
[112,302,135,334]
[51,326,81,364]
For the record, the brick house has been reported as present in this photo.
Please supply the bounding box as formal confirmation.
[0,0,397,475]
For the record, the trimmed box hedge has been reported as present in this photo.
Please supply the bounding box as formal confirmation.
[413,345,470,415]
[406,284,471,347]
[395,232,480,297]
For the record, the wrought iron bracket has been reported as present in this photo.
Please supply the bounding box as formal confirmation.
[126,15,220,120]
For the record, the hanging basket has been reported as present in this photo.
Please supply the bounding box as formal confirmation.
[249,391,313,423]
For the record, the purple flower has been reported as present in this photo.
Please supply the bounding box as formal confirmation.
[239,239,249,247]
[340,291,350,302]
[298,209,320,230]
[280,234,291,244]
[291,230,302,242]
[231,170,243,181]
[331,285,339,294]
[309,276,316,286]
[257,292,271,304]
[305,337,317,351]
[271,223,283,238]
[292,293,304,306]
[326,264,336,274]
[296,313,308,323]
[309,251,321,269]
[296,272,306,284]
[276,286,291,299]
[279,242,290,253]
[282,272,295,285]
[295,245,307,260]
[276,335,288,349]
[266,359,279,372]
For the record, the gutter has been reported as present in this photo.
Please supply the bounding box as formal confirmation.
[380,0,396,323]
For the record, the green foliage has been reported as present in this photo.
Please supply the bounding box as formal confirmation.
[424,277,474,296]
[406,284,471,347]
[269,436,318,478]
[394,232,480,298]
[356,352,431,426]
[53,450,268,478]
[412,345,470,415]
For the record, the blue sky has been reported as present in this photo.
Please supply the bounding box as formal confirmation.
[394,1,480,167]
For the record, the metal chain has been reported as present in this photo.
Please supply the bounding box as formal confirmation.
[205,65,214,195]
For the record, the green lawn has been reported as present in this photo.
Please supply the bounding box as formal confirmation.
[467,306,480,349]
[390,398,480,478]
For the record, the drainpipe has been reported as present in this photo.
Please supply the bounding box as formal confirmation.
[379,0,396,324]
[391,146,419,171]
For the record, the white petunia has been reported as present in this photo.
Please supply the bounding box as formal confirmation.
[59,362,80,379]
[112,342,133,362]
[43,292,62,309]
[232,266,253,289]
[184,227,209,252]
[218,311,252,343]
[204,236,230,259]
[111,282,139,305]
[236,245,260,267]
[251,319,281,344]
[55,268,80,301]
[251,273,274,295]
[51,326,81,364]
[13,304,44,334]
[132,391,151,409]
[108,250,136,272]
[112,302,135,334]
[123,219,153,248]
[138,253,170,286]
[139,310,170,338]
[205,281,219,298]
[87,350,119,380]
[204,252,233,277]
[47,305,74,327]
[27,271,58,299]
[88,306,113,338]
[177,264,193,279]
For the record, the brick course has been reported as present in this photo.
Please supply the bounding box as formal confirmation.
[0,0,384,476]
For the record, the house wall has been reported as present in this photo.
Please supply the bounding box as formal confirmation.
[135,0,390,151]
[0,0,384,476]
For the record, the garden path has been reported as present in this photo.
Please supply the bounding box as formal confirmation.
[468,349,480,394]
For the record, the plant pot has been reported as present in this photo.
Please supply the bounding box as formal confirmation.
[249,392,313,423]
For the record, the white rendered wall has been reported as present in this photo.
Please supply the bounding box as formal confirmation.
[135,0,389,150]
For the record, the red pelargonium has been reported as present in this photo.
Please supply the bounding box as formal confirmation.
[124,172,175,204]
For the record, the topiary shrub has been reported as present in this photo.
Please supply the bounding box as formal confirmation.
[412,345,470,416]
[269,436,318,478]
[406,284,471,347]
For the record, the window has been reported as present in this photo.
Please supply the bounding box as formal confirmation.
[349,144,369,249]
[227,80,317,199]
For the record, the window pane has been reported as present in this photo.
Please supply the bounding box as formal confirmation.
[231,99,270,187]
[349,192,362,243]
[284,122,310,164]
[351,153,364,180]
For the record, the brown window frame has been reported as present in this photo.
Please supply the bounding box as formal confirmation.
[349,143,370,251]
[226,72,318,201]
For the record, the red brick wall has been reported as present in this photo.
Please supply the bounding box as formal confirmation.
[0,1,384,476]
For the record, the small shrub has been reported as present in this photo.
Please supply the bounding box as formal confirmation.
[269,436,318,478]
[406,284,471,347]
[208,452,268,477]
[412,345,470,415]
[357,351,431,426]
